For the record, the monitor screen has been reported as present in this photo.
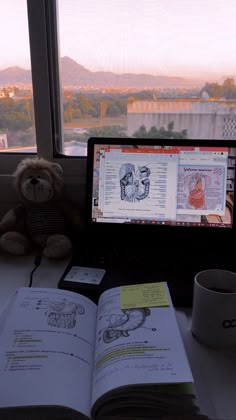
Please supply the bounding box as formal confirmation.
[87,138,236,230]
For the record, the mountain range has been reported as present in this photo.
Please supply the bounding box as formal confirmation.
[0,56,204,89]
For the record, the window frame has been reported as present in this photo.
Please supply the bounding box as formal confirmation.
[0,0,86,181]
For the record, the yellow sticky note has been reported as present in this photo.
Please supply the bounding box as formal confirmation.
[120,282,169,309]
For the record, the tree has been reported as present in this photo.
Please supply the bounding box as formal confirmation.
[200,82,223,98]
[167,121,174,131]
[0,112,32,131]
[63,103,73,122]
[223,78,236,99]
[223,78,236,90]
[133,125,147,138]
[88,125,127,138]
[201,78,236,99]
[100,101,107,120]
[133,122,188,139]
[76,95,92,115]
[0,97,14,112]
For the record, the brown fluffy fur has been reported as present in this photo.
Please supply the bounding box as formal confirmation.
[13,157,64,198]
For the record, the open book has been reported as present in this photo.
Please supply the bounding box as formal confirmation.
[0,282,206,419]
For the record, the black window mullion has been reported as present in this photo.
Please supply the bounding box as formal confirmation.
[27,0,54,158]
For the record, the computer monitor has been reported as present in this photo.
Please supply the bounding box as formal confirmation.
[87,137,236,235]
[60,137,236,305]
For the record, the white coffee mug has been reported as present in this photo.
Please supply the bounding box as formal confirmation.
[191,269,236,348]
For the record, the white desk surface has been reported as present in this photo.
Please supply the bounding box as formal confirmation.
[0,253,235,420]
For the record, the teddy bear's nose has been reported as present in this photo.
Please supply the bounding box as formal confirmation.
[30,178,39,185]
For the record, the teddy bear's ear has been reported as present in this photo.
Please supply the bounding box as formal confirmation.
[15,159,27,172]
[51,163,63,177]
[13,159,28,179]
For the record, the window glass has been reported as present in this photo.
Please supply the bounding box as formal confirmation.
[58,0,236,157]
[0,0,36,153]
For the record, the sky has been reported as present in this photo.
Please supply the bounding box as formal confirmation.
[1,0,236,81]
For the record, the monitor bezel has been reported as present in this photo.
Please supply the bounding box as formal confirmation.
[86,137,236,247]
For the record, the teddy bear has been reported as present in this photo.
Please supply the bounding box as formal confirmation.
[0,157,82,259]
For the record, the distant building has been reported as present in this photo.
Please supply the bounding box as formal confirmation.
[0,88,15,98]
[201,90,209,100]
[63,90,73,99]
[0,133,8,149]
[127,98,236,140]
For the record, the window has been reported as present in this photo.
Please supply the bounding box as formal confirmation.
[1,0,236,175]
[0,0,36,155]
[57,0,236,158]
[0,0,85,181]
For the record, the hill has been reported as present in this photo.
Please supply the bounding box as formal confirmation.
[0,56,204,88]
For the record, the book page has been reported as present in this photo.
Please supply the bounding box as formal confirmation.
[91,284,193,407]
[0,287,97,418]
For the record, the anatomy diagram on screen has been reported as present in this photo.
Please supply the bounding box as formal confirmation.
[98,307,156,343]
[119,163,151,202]
[45,301,85,329]
[184,172,211,209]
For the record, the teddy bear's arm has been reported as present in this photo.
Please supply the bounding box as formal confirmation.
[0,204,25,234]
[0,209,17,233]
